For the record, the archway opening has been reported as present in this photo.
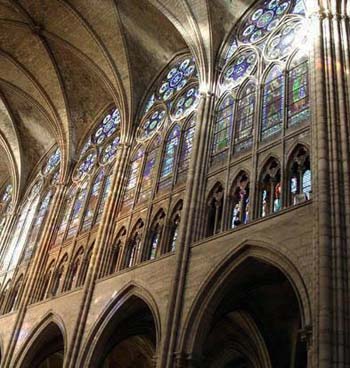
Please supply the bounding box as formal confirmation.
[90,295,157,368]
[21,321,64,368]
[196,258,307,368]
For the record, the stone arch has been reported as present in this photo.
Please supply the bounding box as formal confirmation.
[180,241,311,366]
[13,312,66,368]
[79,282,161,368]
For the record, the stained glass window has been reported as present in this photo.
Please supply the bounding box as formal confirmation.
[100,137,120,165]
[82,170,105,231]
[148,230,160,260]
[158,57,196,102]
[123,148,145,207]
[234,82,255,152]
[73,151,97,181]
[159,125,181,190]
[261,66,284,140]
[25,191,53,260]
[238,0,292,44]
[265,19,306,61]
[222,50,257,88]
[211,95,234,164]
[66,182,88,239]
[54,187,76,246]
[288,57,309,127]
[43,148,61,175]
[138,136,161,204]
[171,85,200,120]
[93,108,120,145]
[177,116,196,180]
[138,108,166,140]
[95,173,112,224]
[292,0,306,15]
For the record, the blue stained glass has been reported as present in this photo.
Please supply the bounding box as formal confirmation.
[261,66,284,140]
[75,151,97,181]
[222,50,257,87]
[101,137,120,165]
[161,125,181,178]
[139,108,166,140]
[172,86,200,120]
[43,148,61,175]
[293,0,306,14]
[265,20,306,60]
[158,57,197,102]
[93,108,120,145]
[239,0,292,44]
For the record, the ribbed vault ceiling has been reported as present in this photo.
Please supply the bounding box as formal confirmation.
[1,0,331,202]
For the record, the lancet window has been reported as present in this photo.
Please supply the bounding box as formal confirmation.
[0,147,60,281]
[211,0,309,164]
[51,107,121,247]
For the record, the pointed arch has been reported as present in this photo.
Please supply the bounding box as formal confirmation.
[258,157,282,217]
[229,170,250,229]
[179,241,311,365]
[79,283,161,368]
[144,209,166,261]
[287,144,311,206]
[14,312,66,368]
[206,182,225,237]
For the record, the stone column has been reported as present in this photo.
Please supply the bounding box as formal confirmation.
[2,180,66,367]
[158,91,215,368]
[309,3,350,366]
[65,142,131,368]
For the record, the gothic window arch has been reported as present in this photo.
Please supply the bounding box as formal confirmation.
[65,247,84,291]
[288,145,311,205]
[177,114,197,183]
[104,227,126,277]
[230,171,250,229]
[211,94,234,165]
[234,80,256,153]
[214,0,309,164]
[5,275,23,313]
[122,147,145,209]
[52,106,121,246]
[78,244,94,287]
[166,200,183,253]
[36,260,55,302]
[145,210,165,261]
[259,158,282,217]
[0,147,61,276]
[124,220,144,269]
[50,254,68,296]
[206,183,225,237]
[261,65,285,140]
[287,51,310,127]
[159,124,181,191]
[120,55,199,215]
[138,136,161,204]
